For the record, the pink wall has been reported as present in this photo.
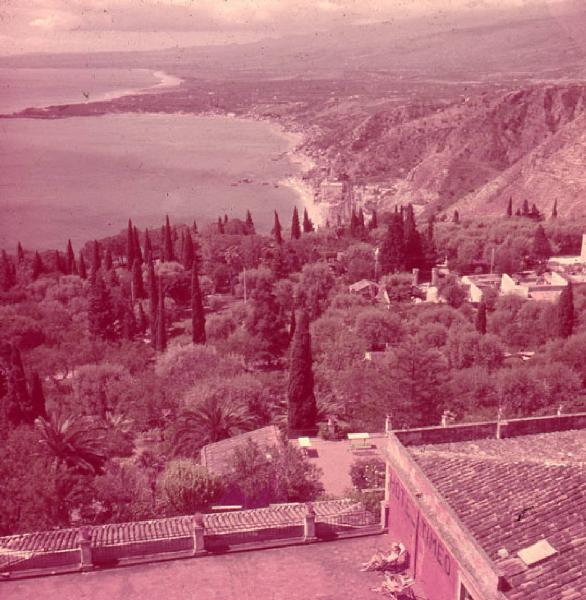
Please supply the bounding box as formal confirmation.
[387,469,459,600]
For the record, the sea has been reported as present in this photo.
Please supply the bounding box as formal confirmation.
[0,68,310,251]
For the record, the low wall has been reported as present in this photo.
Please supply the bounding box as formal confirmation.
[394,412,586,446]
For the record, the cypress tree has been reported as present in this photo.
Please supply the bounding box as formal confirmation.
[144,228,153,263]
[5,346,32,426]
[288,309,296,342]
[291,206,301,240]
[127,219,135,270]
[193,220,198,235]
[358,208,365,229]
[379,214,405,275]
[273,211,283,245]
[217,217,225,234]
[452,210,460,224]
[182,230,195,270]
[369,210,378,231]
[223,214,229,224]
[78,252,87,280]
[155,278,167,352]
[349,208,359,237]
[121,302,137,341]
[302,208,314,233]
[558,282,574,338]
[137,302,148,333]
[16,242,25,263]
[29,371,47,420]
[132,258,146,301]
[403,204,424,270]
[532,225,552,261]
[163,215,174,261]
[245,210,255,234]
[0,250,15,291]
[551,199,558,219]
[147,260,158,345]
[287,310,317,434]
[53,250,65,274]
[31,251,44,280]
[191,263,206,344]
[91,240,102,273]
[134,226,143,265]
[522,199,530,216]
[104,248,113,271]
[88,273,116,340]
[66,239,76,274]
[506,197,513,217]
[475,302,487,335]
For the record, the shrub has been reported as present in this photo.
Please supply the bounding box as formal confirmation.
[350,457,386,490]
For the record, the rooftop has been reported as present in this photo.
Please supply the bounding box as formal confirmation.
[200,426,281,476]
[3,535,387,600]
[410,430,586,599]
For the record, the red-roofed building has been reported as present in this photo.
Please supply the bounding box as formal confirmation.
[381,413,586,600]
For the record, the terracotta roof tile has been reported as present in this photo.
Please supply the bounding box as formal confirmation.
[200,426,282,476]
[410,430,586,599]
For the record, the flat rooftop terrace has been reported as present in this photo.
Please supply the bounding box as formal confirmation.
[4,535,388,600]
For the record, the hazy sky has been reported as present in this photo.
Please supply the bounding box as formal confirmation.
[0,0,569,55]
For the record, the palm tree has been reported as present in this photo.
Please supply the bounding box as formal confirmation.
[173,395,254,458]
[35,416,108,475]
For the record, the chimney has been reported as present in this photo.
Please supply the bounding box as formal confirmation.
[431,268,439,287]
[412,268,420,286]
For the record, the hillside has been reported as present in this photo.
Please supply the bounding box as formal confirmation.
[306,84,586,218]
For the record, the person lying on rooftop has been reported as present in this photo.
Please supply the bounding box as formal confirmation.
[360,542,406,572]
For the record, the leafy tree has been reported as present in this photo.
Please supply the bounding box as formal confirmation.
[296,262,336,320]
[531,225,552,261]
[157,459,223,515]
[387,337,447,427]
[191,262,206,344]
[244,268,287,359]
[558,282,574,338]
[228,439,323,507]
[350,457,386,490]
[288,310,317,433]
[355,308,403,351]
[439,275,467,308]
